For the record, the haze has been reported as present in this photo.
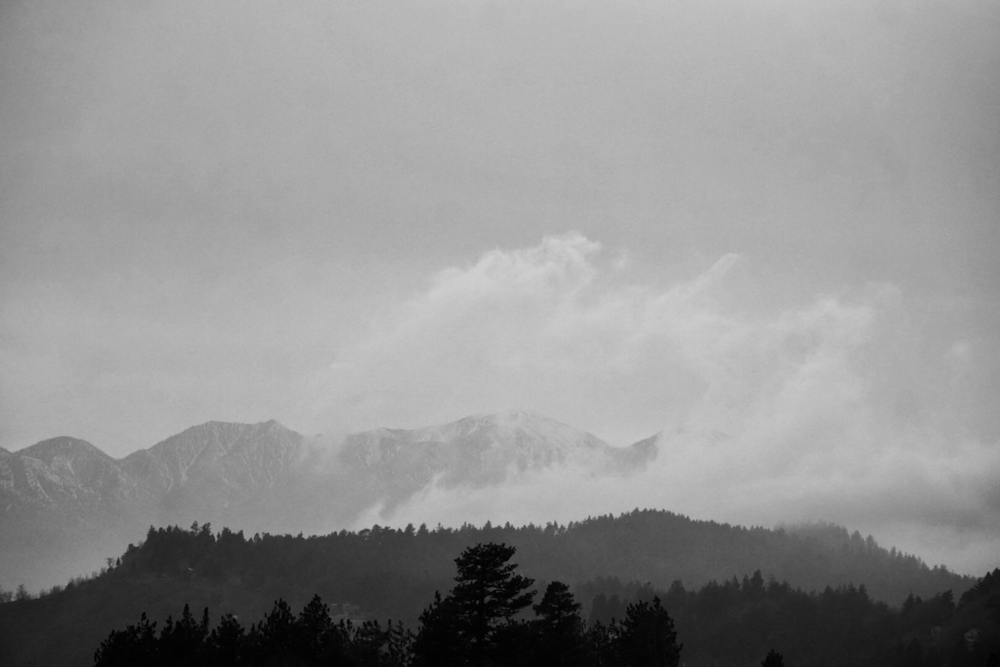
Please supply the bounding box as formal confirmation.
[1,0,998,575]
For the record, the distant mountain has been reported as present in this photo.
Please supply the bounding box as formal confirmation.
[343,409,651,480]
[120,420,304,525]
[0,412,657,591]
[2,437,133,516]
[333,410,655,512]
[1,438,141,596]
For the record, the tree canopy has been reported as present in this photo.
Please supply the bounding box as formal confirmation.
[415,542,535,665]
[761,648,785,667]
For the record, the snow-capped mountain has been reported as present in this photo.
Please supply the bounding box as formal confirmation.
[340,409,654,487]
[327,409,657,517]
[1,437,133,514]
[1,412,658,592]
[121,420,303,513]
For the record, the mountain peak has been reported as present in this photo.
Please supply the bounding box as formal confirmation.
[186,418,288,431]
[459,409,571,430]
[18,436,111,464]
[410,410,610,457]
[482,408,546,424]
[164,419,296,444]
[142,419,302,459]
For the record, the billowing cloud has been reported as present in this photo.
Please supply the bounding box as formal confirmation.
[315,233,731,437]
[323,234,999,575]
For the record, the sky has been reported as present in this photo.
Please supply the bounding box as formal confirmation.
[1,0,998,574]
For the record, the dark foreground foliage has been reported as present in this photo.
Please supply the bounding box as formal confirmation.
[582,568,1000,667]
[94,543,683,667]
[88,541,1000,667]
[0,512,993,666]
[94,597,412,667]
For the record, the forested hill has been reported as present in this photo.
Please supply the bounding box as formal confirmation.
[114,509,964,613]
[0,510,976,665]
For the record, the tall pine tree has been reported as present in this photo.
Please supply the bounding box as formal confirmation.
[414,542,535,665]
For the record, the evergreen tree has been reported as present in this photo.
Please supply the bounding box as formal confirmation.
[414,542,535,666]
[761,648,785,667]
[412,591,463,667]
[250,598,297,663]
[157,604,209,665]
[293,594,350,663]
[589,593,609,627]
[585,621,618,667]
[533,581,586,666]
[451,542,536,662]
[614,597,682,667]
[203,613,246,667]
[93,613,159,667]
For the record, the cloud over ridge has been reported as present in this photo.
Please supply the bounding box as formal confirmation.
[318,233,998,575]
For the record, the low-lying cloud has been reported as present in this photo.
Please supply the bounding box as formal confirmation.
[318,234,999,575]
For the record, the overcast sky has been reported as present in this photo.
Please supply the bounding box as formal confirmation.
[2,0,998,574]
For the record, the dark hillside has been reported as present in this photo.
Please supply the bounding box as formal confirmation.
[0,510,976,666]
[113,510,969,612]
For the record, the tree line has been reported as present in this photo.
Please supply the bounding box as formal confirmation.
[1,515,996,666]
[94,542,687,667]
[91,538,1000,667]
[112,510,968,617]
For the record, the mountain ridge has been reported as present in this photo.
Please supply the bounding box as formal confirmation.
[10,412,652,464]
[1,412,659,592]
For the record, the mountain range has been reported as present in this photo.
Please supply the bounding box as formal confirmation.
[0,410,657,592]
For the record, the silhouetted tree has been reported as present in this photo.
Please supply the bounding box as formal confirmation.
[615,597,681,667]
[761,648,785,667]
[585,621,617,667]
[93,613,158,666]
[589,593,609,627]
[203,613,246,667]
[533,581,586,665]
[453,542,535,662]
[350,619,413,667]
[412,591,463,667]
[157,604,209,665]
[249,598,296,662]
[414,542,535,666]
[292,594,353,663]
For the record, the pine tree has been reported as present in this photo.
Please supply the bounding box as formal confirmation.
[451,542,536,661]
[203,614,246,667]
[294,594,344,662]
[250,598,297,662]
[533,581,586,665]
[93,613,159,666]
[615,597,682,667]
[761,648,785,667]
[413,591,463,666]
[157,603,209,664]
[414,542,535,665]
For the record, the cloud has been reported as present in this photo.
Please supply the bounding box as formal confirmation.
[321,234,999,575]
[313,233,738,438]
